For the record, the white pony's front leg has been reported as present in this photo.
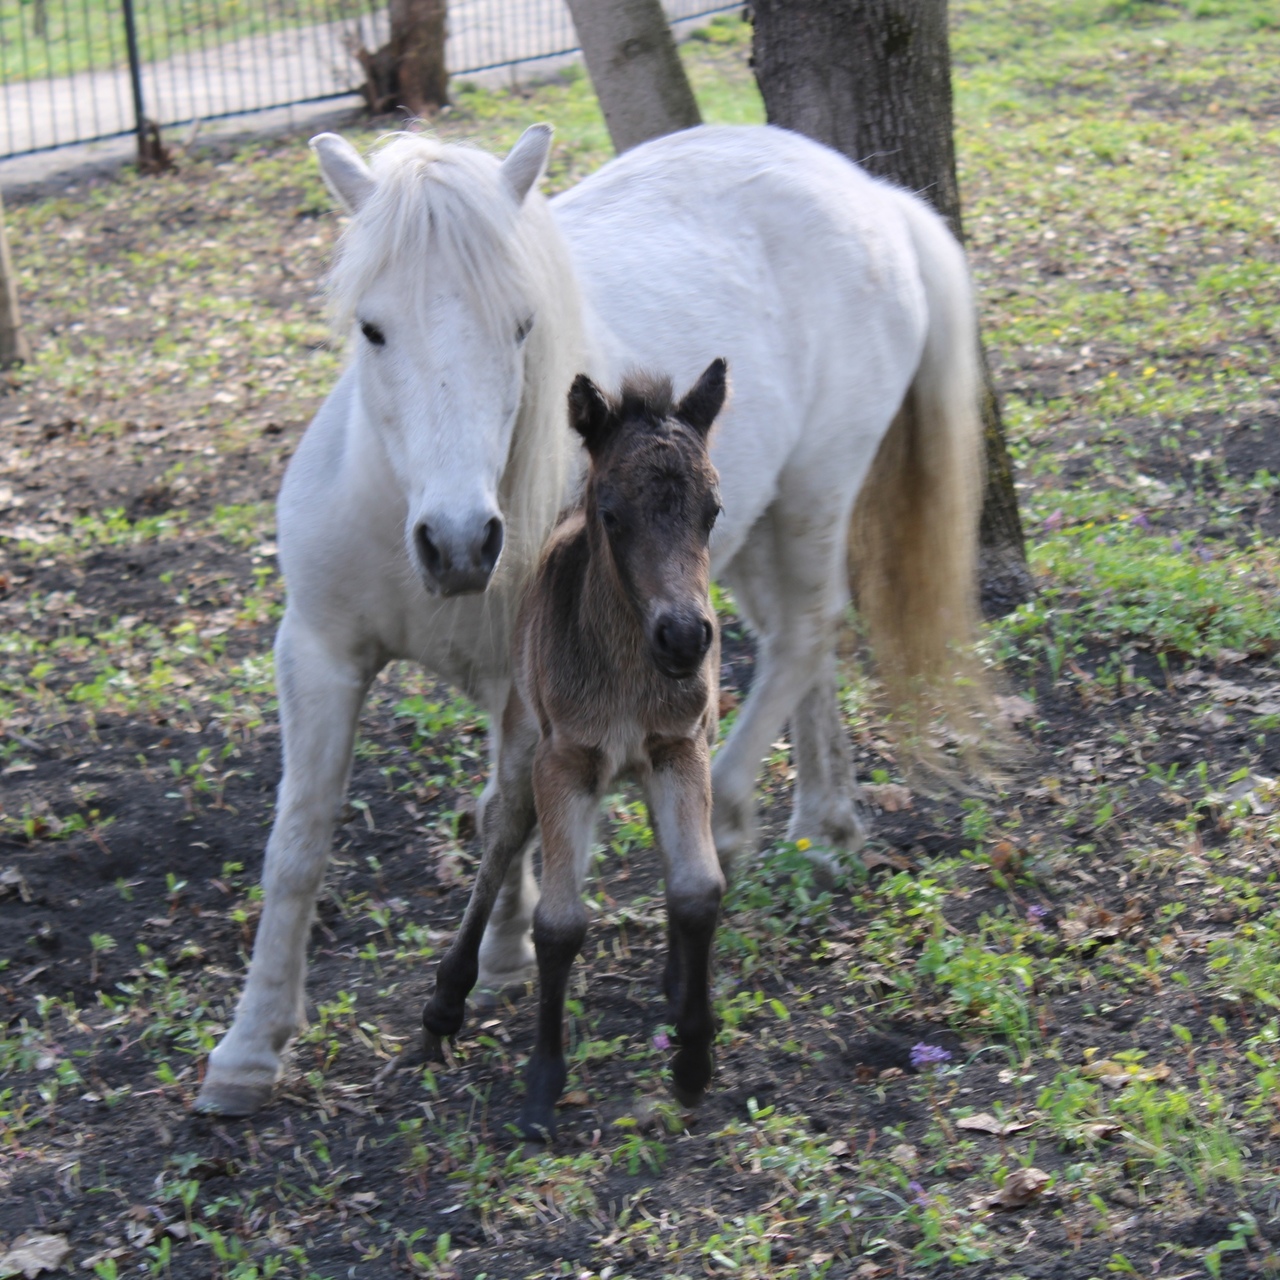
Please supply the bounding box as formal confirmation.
[197,615,373,1116]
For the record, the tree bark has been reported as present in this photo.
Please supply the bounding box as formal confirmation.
[0,191,29,370]
[752,0,1033,616]
[566,0,701,154]
[354,0,448,117]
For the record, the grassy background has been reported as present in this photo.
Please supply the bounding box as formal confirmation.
[2,5,1280,1279]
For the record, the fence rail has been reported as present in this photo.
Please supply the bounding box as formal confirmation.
[0,0,738,159]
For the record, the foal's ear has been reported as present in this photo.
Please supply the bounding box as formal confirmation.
[311,133,375,214]
[501,123,553,205]
[675,358,729,438]
[568,374,615,456]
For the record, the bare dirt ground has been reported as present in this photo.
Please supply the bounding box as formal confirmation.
[3,9,1280,1279]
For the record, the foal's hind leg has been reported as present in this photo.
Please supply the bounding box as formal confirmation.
[423,701,539,1051]
[197,616,374,1116]
[646,737,724,1108]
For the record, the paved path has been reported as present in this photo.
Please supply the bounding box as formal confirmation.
[1,1,728,160]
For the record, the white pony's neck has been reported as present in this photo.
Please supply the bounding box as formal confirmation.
[494,188,590,590]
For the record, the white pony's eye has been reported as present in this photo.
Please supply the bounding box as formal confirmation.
[515,316,534,345]
[360,320,386,346]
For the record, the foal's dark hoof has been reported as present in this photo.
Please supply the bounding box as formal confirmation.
[422,1028,448,1062]
[422,993,465,1042]
[517,1100,557,1142]
[671,1044,715,1108]
[520,1055,568,1141]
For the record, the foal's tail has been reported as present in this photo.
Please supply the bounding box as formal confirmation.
[849,193,987,740]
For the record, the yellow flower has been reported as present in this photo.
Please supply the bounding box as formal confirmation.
[1143,367,1155,377]
[795,838,812,852]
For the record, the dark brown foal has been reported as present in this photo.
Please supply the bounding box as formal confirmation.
[423,359,728,1138]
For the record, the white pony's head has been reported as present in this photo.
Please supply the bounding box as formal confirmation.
[311,125,566,597]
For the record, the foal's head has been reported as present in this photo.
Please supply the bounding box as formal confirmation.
[569,360,727,679]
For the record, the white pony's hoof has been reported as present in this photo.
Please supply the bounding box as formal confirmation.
[471,962,537,1010]
[194,1075,275,1117]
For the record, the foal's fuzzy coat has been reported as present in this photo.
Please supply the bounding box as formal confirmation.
[423,360,728,1137]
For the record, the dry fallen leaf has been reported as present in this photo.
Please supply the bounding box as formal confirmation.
[861,849,915,874]
[989,841,1020,875]
[0,1233,71,1279]
[1082,1059,1171,1091]
[1078,1122,1123,1143]
[987,1166,1050,1210]
[889,1142,919,1172]
[863,783,913,812]
[995,694,1035,727]
[956,1112,1033,1137]
[558,1090,590,1108]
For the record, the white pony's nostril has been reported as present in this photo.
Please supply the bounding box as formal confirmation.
[480,516,505,571]
[415,523,446,579]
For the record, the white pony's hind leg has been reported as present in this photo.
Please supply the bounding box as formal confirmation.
[475,841,539,995]
[196,616,373,1116]
[713,502,848,873]
[474,680,539,997]
[787,651,867,870]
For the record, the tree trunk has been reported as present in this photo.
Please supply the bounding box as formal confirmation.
[0,191,29,370]
[354,0,448,117]
[752,0,1033,616]
[566,0,701,154]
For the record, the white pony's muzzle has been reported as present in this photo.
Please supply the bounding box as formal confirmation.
[411,508,505,596]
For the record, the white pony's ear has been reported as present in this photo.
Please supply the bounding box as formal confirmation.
[501,123,553,205]
[310,133,375,214]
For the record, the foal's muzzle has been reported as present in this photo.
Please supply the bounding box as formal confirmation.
[413,514,505,596]
[650,607,714,679]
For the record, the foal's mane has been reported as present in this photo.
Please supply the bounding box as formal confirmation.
[327,132,537,335]
[616,374,675,425]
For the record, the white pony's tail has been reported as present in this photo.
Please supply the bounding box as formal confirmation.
[849,191,987,735]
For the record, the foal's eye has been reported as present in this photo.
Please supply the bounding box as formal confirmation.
[515,315,534,345]
[360,321,386,346]
[705,501,722,531]
[600,507,621,534]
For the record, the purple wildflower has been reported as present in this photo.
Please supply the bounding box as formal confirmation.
[1171,537,1184,553]
[910,1042,952,1073]
[1027,903,1048,924]
[1043,510,1063,532]
[1133,511,1151,530]
[1198,545,1213,562]
[652,1031,671,1051]
[909,1180,931,1207]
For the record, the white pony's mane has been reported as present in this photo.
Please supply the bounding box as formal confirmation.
[329,131,587,593]
[328,133,533,336]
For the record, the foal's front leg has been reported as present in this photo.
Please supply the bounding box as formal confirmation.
[519,740,601,1141]
[647,737,725,1107]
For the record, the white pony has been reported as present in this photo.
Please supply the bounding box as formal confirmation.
[196,122,982,1116]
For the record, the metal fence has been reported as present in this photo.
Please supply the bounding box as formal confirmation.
[0,0,739,159]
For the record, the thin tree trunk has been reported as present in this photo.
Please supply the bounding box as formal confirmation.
[354,0,447,117]
[566,0,701,154]
[752,0,1033,616]
[0,191,29,369]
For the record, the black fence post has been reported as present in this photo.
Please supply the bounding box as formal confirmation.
[120,0,147,161]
